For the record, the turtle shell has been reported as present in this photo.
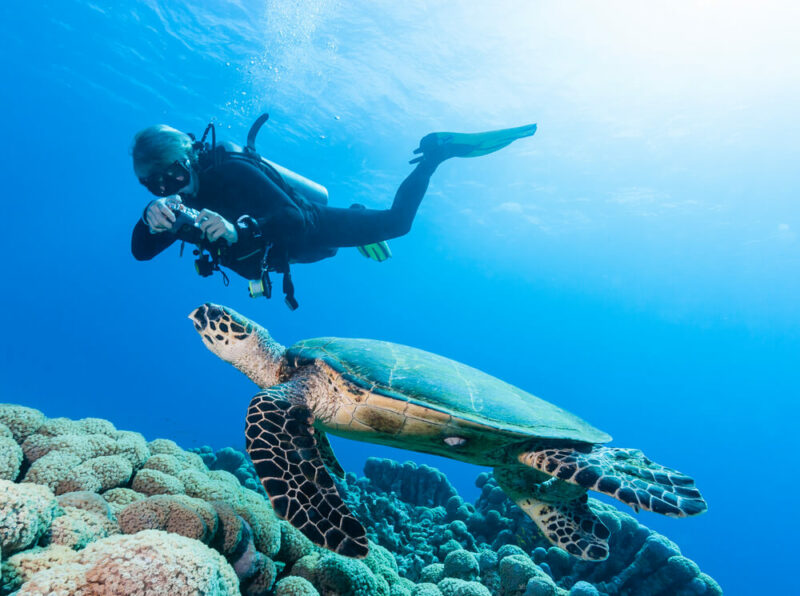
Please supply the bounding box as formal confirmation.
[285,338,611,444]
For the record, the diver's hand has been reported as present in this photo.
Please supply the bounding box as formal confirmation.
[197,209,238,244]
[144,197,177,233]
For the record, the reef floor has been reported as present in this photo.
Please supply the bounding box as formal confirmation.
[0,404,721,595]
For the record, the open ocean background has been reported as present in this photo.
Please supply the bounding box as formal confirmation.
[1,1,798,593]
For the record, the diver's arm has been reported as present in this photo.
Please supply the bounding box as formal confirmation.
[131,219,178,261]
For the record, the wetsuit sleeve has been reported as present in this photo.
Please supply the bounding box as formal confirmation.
[214,160,308,244]
[131,219,178,261]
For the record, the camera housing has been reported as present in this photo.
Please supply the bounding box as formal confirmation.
[165,197,204,244]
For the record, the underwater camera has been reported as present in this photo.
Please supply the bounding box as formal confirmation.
[163,196,226,279]
[165,196,204,244]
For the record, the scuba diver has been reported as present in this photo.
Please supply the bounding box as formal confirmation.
[131,115,536,309]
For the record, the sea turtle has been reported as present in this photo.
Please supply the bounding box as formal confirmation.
[190,303,706,561]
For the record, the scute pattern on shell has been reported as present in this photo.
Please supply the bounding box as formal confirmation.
[285,338,611,443]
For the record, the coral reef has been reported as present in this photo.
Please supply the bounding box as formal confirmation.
[0,405,721,596]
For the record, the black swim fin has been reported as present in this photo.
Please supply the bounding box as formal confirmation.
[410,123,537,164]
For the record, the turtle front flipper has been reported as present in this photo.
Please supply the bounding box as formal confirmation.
[519,444,707,517]
[495,465,610,561]
[246,387,368,557]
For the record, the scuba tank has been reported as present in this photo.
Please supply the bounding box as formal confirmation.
[192,113,328,209]
[245,114,329,206]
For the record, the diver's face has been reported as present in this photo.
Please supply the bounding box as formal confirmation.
[138,159,192,197]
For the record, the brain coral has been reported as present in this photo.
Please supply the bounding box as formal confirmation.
[15,529,240,595]
[0,404,45,443]
[0,429,23,481]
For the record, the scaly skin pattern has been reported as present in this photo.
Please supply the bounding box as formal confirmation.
[191,303,707,561]
[191,304,285,388]
[245,381,369,558]
[518,445,707,518]
[494,465,610,561]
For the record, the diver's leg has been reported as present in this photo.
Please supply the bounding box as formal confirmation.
[383,158,439,236]
[312,159,439,247]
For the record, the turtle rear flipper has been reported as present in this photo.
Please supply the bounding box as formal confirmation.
[246,386,368,557]
[519,445,707,517]
[519,495,609,561]
[495,465,610,561]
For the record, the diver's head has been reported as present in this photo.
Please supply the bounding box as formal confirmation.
[132,125,197,197]
[190,303,286,388]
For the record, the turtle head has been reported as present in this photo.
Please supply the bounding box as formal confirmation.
[190,303,286,388]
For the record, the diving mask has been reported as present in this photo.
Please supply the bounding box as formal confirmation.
[139,160,191,197]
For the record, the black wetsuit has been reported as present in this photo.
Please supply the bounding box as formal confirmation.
[131,147,436,279]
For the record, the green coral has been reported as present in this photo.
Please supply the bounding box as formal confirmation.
[276,521,315,565]
[111,430,151,468]
[22,451,82,491]
[45,491,118,550]
[22,432,117,464]
[142,453,184,476]
[55,455,133,495]
[499,554,546,596]
[102,487,145,514]
[131,468,185,496]
[149,438,206,468]
[0,405,45,443]
[0,479,59,554]
[443,550,479,581]
[180,468,281,557]
[411,582,442,596]
[315,551,386,596]
[274,576,320,596]
[420,563,445,584]
[411,584,442,596]
[437,578,491,596]
[43,505,117,550]
[0,431,23,481]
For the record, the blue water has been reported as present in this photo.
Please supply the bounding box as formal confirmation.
[1,1,798,593]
